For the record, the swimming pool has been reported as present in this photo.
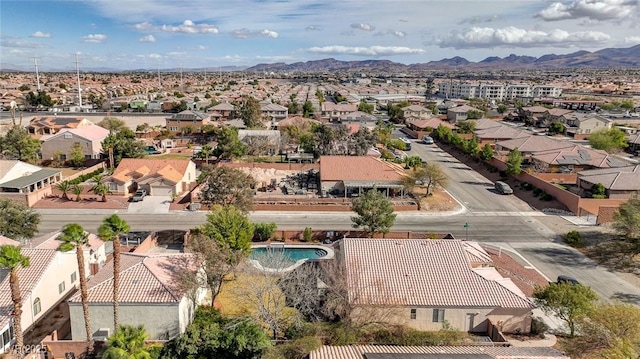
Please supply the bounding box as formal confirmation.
[249,244,334,272]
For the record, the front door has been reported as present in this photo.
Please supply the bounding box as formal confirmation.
[465,313,475,332]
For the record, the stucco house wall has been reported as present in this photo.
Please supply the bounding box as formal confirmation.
[40,134,94,161]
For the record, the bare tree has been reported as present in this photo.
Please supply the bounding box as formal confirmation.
[402,163,449,197]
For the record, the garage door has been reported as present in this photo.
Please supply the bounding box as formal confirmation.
[150,185,173,196]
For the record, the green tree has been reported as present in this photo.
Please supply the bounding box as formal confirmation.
[568,302,640,358]
[213,126,248,160]
[93,183,109,202]
[70,142,86,168]
[456,120,476,134]
[56,180,72,200]
[401,163,449,197]
[424,78,435,100]
[351,188,397,236]
[102,129,146,167]
[287,101,299,115]
[302,100,314,118]
[588,127,628,153]
[348,128,378,156]
[98,214,131,331]
[613,198,640,252]
[506,148,523,175]
[71,183,84,202]
[533,282,598,337]
[480,143,494,162]
[57,223,94,353]
[590,183,606,198]
[240,96,263,128]
[198,166,255,212]
[497,104,508,114]
[466,110,484,119]
[357,100,374,114]
[0,198,40,239]
[0,126,41,163]
[404,156,423,169]
[102,325,151,359]
[159,307,270,359]
[199,205,254,262]
[98,117,127,133]
[548,122,565,134]
[0,245,30,351]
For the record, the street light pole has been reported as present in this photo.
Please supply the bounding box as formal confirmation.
[463,222,470,241]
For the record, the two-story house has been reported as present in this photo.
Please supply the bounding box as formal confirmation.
[261,103,288,124]
[208,102,236,122]
[39,124,110,161]
[165,110,211,134]
[26,117,94,138]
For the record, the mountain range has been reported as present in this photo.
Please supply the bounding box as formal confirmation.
[246,44,640,72]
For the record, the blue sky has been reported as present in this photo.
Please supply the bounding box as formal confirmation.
[1,0,639,71]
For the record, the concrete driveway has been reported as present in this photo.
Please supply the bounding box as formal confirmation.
[127,195,171,214]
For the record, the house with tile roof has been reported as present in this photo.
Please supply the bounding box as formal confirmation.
[339,111,377,124]
[577,165,640,199]
[261,103,288,123]
[558,113,612,139]
[322,102,358,122]
[39,124,110,161]
[103,158,196,196]
[447,105,481,124]
[340,238,534,334]
[309,345,569,359]
[67,253,206,341]
[0,160,63,207]
[165,110,211,134]
[26,116,94,138]
[627,133,640,154]
[0,244,82,354]
[401,105,431,120]
[319,156,406,197]
[531,145,628,173]
[29,231,108,276]
[208,102,236,121]
[472,119,528,146]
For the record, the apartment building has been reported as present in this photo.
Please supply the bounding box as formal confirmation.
[439,82,562,101]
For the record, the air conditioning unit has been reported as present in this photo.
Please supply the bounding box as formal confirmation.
[93,328,111,341]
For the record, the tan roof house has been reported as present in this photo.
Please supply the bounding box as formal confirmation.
[26,116,94,137]
[319,156,405,197]
[401,105,430,120]
[341,238,534,334]
[0,234,99,354]
[447,105,481,124]
[531,145,628,173]
[67,253,206,341]
[261,103,288,123]
[473,118,528,145]
[208,102,236,121]
[577,165,640,199]
[40,124,110,161]
[495,135,574,156]
[104,158,196,196]
[322,102,358,122]
[558,113,612,139]
[165,110,211,134]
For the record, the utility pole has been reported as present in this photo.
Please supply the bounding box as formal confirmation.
[74,53,82,107]
[31,57,41,91]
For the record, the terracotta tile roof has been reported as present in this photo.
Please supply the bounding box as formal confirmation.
[28,116,89,130]
[531,145,627,168]
[0,248,58,329]
[110,158,191,185]
[29,231,104,251]
[342,238,533,308]
[40,124,109,142]
[69,253,192,304]
[0,236,19,246]
[497,135,574,153]
[407,117,449,130]
[309,345,569,359]
[578,165,640,190]
[448,105,480,113]
[320,156,405,183]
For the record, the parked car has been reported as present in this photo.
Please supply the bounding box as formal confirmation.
[557,275,580,285]
[421,136,434,144]
[494,181,513,195]
[130,189,147,202]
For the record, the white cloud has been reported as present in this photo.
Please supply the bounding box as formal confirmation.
[82,34,107,43]
[139,35,156,42]
[307,45,424,56]
[536,0,639,22]
[458,15,501,25]
[306,25,321,31]
[436,26,611,49]
[0,38,45,48]
[134,22,154,31]
[158,20,220,34]
[31,31,51,38]
[391,30,406,38]
[350,23,375,31]
[198,45,207,50]
[231,28,279,39]
[149,53,163,59]
[624,36,640,44]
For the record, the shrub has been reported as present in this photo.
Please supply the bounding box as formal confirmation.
[68,168,106,185]
[253,222,277,242]
[521,182,533,191]
[302,227,313,242]
[564,230,583,247]
[592,194,606,199]
[532,188,542,197]
[278,336,323,359]
[327,324,358,345]
[540,193,554,201]
[498,170,507,178]
[530,317,549,338]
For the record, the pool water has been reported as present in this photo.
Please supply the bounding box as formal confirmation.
[250,247,328,269]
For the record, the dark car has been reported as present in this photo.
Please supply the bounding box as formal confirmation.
[130,189,147,202]
[494,181,513,195]
[557,275,580,285]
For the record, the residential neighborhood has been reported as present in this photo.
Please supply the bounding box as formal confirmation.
[0,64,639,359]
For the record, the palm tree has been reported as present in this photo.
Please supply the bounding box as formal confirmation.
[101,325,151,359]
[57,224,94,353]
[56,180,71,200]
[0,245,30,352]
[71,183,84,202]
[200,144,213,164]
[98,214,130,331]
[93,183,109,202]
[103,134,118,169]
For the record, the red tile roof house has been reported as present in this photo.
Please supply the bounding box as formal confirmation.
[26,116,94,138]
[103,158,196,197]
[340,238,534,335]
[67,253,206,341]
[319,156,406,198]
[0,233,103,354]
[577,165,640,199]
[473,118,529,146]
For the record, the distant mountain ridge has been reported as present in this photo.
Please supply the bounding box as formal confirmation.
[247,44,640,72]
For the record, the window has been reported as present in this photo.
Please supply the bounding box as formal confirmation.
[1,328,10,348]
[432,308,445,323]
[108,182,117,191]
[58,281,65,293]
[71,272,77,283]
[64,132,72,139]
[33,298,41,315]
[410,308,417,320]
[170,126,178,131]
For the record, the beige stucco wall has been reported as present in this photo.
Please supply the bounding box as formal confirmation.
[23,252,79,332]
[41,134,101,160]
[353,306,532,334]
[69,303,181,341]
